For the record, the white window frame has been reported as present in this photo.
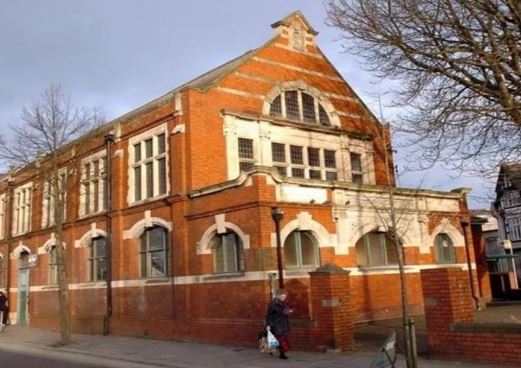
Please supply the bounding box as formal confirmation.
[13,182,33,236]
[42,169,68,228]
[79,150,107,218]
[128,124,169,205]
[508,217,521,241]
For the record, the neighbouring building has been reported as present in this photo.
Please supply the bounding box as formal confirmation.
[492,164,521,294]
[0,12,483,349]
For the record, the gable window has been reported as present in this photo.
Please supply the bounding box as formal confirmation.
[210,230,244,274]
[89,237,107,281]
[139,226,169,278]
[13,183,32,235]
[271,143,337,180]
[80,155,107,217]
[269,90,331,126]
[49,247,58,285]
[434,233,456,264]
[238,138,255,171]
[130,131,168,203]
[356,232,397,267]
[284,230,319,268]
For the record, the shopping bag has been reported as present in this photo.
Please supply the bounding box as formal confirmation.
[267,329,279,349]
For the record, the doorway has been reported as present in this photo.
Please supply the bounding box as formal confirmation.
[17,252,30,324]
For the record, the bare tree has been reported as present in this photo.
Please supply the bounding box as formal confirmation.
[325,0,521,175]
[0,84,103,345]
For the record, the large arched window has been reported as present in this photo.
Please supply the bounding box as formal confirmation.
[284,230,319,268]
[210,230,244,274]
[434,233,456,264]
[89,237,107,281]
[270,90,331,126]
[140,226,169,278]
[356,232,397,267]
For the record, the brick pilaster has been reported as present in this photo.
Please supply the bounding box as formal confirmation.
[309,263,353,351]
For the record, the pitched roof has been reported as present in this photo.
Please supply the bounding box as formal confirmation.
[496,163,521,192]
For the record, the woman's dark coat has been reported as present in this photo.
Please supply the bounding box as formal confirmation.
[266,298,290,336]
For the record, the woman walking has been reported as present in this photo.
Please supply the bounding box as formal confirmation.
[266,289,293,359]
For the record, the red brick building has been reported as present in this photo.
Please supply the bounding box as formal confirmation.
[0,12,484,349]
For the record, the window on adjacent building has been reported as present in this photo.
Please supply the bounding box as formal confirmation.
[350,152,363,184]
[81,156,107,217]
[89,237,107,281]
[502,191,521,209]
[271,143,337,180]
[284,230,319,268]
[49,247,58,285]
[434,233,456,264]
[210,230,244,274]
[269,90,331,126]
[131,132,167,203]
[13,184,32,235]
[356,232,397,267]
[139,226,169,278]
[508,217,521,241]
[238,138,255,172]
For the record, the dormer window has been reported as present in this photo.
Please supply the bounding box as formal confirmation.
[269,90,331,126]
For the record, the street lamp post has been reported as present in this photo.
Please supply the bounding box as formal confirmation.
[271,207,284,290]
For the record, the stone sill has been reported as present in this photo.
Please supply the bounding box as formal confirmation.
[203,272,245,281]
[144,278,171,285]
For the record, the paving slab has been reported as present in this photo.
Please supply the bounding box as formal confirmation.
[0,325,509,368]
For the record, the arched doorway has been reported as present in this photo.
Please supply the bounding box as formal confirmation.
[17,250,30,324]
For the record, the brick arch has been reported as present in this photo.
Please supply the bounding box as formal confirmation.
[10,243,32,259]
[123,216,172,240]
[348,221,408,248]
[38,235,66,254]
[75,228,108,248]
[429,218,465,247]
[276,211,334,248]
[262,80,341,127]
[196,221,250,255]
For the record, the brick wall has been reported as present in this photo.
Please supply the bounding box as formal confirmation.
[421,267,521,366]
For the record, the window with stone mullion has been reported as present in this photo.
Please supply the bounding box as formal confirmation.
[132,133,167,202]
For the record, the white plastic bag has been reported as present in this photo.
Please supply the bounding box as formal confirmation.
[267,328,279,349]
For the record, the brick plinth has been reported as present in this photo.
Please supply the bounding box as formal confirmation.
[309,263,353,351]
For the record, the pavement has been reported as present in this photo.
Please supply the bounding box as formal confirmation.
[0,325,511,368]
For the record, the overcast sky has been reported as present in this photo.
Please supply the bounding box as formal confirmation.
[0,0,493,208]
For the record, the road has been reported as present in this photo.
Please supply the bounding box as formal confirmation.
[0,348,110,368]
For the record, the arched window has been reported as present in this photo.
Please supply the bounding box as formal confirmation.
[89,237,107,281]
[139,226,169,278]
[210,230,244,274]
[356,232,397,266]
[284,230,319,268]
[269,90,331,126]
[435,233,455,264]
[49,247,58,284]
[18,250,30,269]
